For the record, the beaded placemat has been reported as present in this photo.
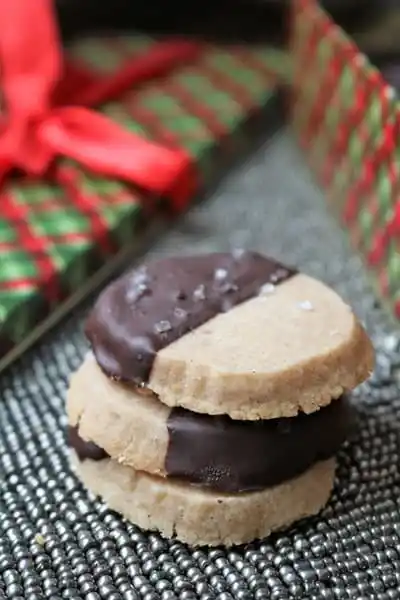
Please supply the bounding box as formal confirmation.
[1,131,399,600]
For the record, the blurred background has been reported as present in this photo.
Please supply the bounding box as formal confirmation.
[55,0,400,89]
[55,0,393,47]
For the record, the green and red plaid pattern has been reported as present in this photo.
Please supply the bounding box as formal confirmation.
[290,0,400,319]
[0,36,287,360]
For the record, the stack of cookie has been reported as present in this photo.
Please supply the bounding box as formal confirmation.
[67,251,374,546]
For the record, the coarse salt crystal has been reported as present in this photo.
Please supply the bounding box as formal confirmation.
[297,300,314,311]
[214,268,228,281]
[193,284,206,301]
[174,307,187,319]
[154,320,172,334]
[259,283,275,295]
[232,248,246,259]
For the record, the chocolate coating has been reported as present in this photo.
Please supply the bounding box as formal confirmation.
[166,396,354,492]
[69,397,353,493]
[85,251,296,383]
[68,426,108,462]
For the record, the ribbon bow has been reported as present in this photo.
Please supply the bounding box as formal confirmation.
[0,0,200,210]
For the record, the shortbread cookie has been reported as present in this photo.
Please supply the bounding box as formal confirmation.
[85,252,374,419]
[68,354,353,492]
[69,251,373,545]
[71,446,336,546]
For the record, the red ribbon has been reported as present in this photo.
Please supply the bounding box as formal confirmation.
[0,0,201,210]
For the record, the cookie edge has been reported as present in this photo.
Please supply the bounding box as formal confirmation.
[71,452,336,547]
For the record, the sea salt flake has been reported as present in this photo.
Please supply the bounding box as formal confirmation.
[132,266,148,284]
[271,268,288,283]
[214,268,228,281]
[298,300,314,311]
[193,284,206,301]
[174,307,187,319]
[220,282,238,294]
[232,248,246,260]
[154,320,172,334]
[259,283,275,295]
[126,282,148,303]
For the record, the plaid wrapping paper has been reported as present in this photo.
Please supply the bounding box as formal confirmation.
[290,0,400,320]
[0,35,288,366]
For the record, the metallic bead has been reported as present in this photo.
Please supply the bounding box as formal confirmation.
[161,591,178,600]
[123,591,140,600]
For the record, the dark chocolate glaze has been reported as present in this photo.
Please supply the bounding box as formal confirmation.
[85,251,296,383]
[166,396,354,493]
[69,397,353,493]
[68,426,108,462]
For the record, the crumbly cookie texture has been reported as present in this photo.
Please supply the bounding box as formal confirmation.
[67,354,168,475]
[72,453,336,547]
[148,274,374,419]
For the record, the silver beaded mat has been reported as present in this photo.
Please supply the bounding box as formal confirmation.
[1,130,400,600]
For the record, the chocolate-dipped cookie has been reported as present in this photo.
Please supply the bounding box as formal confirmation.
[85,252,373,419]
[68,354,353,493]
[67,251,374,546]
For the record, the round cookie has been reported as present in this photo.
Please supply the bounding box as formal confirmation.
[68,354,170,476]
[150,273,373,419]
[71,451,336,547]
[85,252,374,419]
[68,354,353,493]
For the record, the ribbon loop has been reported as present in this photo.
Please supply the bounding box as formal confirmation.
[41,107,194,199]
[0,0,61,117]
[0,0,199,210]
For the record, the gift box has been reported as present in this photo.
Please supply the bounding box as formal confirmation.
[3,0,394,371]
[289,0,400,321]
[0,2,289,369]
